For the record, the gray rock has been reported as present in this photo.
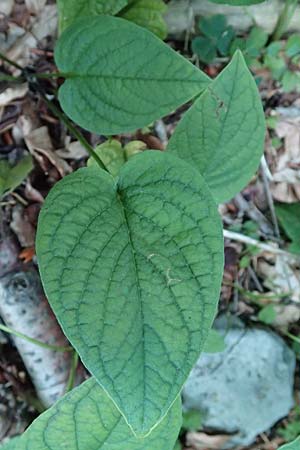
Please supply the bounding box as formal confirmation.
[182,318,296,448]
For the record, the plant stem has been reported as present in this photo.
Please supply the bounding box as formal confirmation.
[0,73,23,83]
[223,229,298,259]
[0,323,72,352]
[35,72,69,79]
[40,91,107,171]
[65,351,79,392]
[284,331,300,345]
[271,0,298,42]
[0,52,23,70]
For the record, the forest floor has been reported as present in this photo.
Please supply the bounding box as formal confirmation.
[0,1,299,449]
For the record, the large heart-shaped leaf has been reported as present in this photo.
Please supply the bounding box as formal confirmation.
[55,16,210,135]
[36,151,223,435]
[0,378,182,450]
[167,51,265,203]
[57,0,128,32]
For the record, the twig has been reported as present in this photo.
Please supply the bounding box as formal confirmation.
[260,156,281,239]
[0,52,23,71]
[223,229,298,259]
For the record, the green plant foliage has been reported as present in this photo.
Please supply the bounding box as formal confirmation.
[120,0,168,39]
[0,154,33,198]
[275,203,300,254]
[167,51,265,203]
[278,407,300,442]
[87,140,126,176]
[203,329,226,353]
[278,437,300,450]
[57,0,127,32]
[55,16,210,135]
[208,0,265,4]
[258,304,277,324]
[182,410,203,430]
[36,151,224,436]
[192,15,235,63]
[0,378,182,450]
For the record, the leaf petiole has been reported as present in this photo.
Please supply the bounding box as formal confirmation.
[0,323,73,352]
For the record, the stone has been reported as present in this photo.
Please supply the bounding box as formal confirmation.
[182,317,296,448]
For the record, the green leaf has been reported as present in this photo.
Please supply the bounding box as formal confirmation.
[286,35,300,58]
[88,140,126,177]
[281,71,300,93]
[198,15,227,40]
[258,305,277,324]
[167,51,265,203]
[208,0,265,4]
[57,0,128,32]
[276,203,300,254]
[217,26,235,56]
[0,154,33,198]
[55,16,210,136]
[203,329,226,353]
[36,150,224,436]
[174,441,182,450]
[120,0,168,39]
[245,26,268,56]
[182,410,203,430]
[192,36,217,63]
[0,378,182,450]
[278,437,300,450]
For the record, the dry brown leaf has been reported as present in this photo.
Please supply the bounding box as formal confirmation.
[25,0,47,14]
[56,139,88,160]
[25,126,72,177]
[258,253,300,303]
[273,304,300,327]
[185,432,231,450]
[0,0,14,15]
[10,204,35,247]
[0,84,28,119]
[271,115,300,202]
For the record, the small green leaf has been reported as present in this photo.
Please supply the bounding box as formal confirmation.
[182,410,203,430]
[167,51,265,203]
[57,0,128,32]
[278,437,300,450]
[245,26,268,55]
[0,378,182,450]
[88,140,126,177]
[191,36,217,63]
[217,26,235,56]
[286,35,300,58]
[0,154,33,198]
[120,0,168,39]
[36,150,223,435]
[276,203,300,254]
[203,329,226,353]
[198,15,227,40]
[281,71,300,93]
[174,441,182,450]
[55,16,210,135]
[258,305,277,324]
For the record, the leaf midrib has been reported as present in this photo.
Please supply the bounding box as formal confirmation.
[117,190,146,430]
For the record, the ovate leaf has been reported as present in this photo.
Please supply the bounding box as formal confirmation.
[55,16,210,135]
[275,202,300,254]
[167,51,265,203]
[36,151,223,435]
[57,0,128,32]
[0,154,33,198]
[0,378,182,450]
[278,437,300,450]
[87,139,126,177]
[120,0,168,39]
